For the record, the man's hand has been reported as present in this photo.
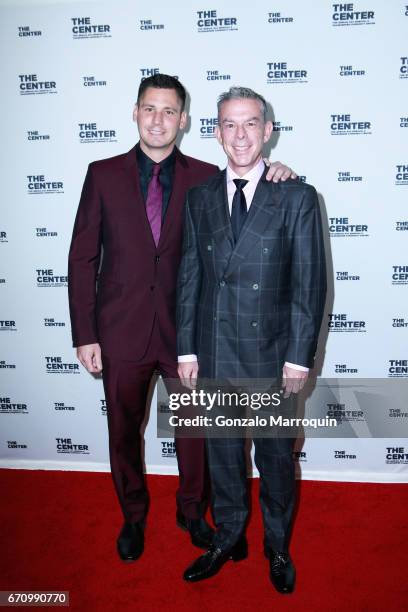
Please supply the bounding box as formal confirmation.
[178,360,199,390]
[77,343,103,374]
[264,159,297,183]
[281,364,308,398]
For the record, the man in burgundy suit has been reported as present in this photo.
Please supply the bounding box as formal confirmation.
[68,74,295,562]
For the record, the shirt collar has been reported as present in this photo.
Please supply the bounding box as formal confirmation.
[136,142,176,173]
[226,157,265,186]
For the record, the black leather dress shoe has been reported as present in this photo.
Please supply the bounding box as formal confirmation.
[117,521,144,561]
[183,537,248,582]
[176,510,215,549]
[264,546,295,594]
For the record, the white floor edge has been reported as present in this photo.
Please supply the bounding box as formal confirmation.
[0,459,406,483]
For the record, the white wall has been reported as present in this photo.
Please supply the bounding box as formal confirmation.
[1,0,407,481]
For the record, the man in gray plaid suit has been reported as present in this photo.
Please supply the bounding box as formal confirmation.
[176,87,326,592]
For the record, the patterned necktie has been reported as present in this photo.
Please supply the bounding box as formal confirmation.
[146,164,162,246]
[231,178,248,242]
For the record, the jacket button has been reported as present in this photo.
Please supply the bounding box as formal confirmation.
[150,286,155,291]
[220,280,226,287]
[155,255,160,263]
[263,247,269,254]
[252,283,259,290]
[207,245,212,251]
[251,321,258,328]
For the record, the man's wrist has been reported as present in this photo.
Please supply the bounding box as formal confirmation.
[178,354,198,363]
[284,361,309,372]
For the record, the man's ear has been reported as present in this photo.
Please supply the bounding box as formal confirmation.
[263,120,273,143]
[215,125,223,146]
[179,111,187,130]
[132,104,138,123]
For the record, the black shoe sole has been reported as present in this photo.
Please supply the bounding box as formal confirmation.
[184,554,247,582]
[269,577,295,595]
[272,586,295,594]
[117,552,144,562]
[117,545,144,562]
[264,547,295,594]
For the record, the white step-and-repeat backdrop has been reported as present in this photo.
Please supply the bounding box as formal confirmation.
[1,0,407,482]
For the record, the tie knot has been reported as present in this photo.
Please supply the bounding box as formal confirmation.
[233,178,248,191]
[152,164,161,177]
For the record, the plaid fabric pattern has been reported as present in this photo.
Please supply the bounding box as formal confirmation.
[206,435,296,551]
[177,168,327,379]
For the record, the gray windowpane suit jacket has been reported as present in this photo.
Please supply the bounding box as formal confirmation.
[176,166,327,380]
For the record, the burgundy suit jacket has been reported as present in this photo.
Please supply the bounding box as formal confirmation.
[68,145,218,361]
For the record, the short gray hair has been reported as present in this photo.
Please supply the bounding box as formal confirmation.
[217,86,268,122]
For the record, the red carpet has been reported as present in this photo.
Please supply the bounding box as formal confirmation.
[1,469,407,611]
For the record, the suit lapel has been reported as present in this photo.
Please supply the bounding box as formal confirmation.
[224,170,285,278]
[121,146,157,250]
[206,170,234,253]
[158,147,188,250]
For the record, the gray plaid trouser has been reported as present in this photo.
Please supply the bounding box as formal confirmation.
[206,435,296,552]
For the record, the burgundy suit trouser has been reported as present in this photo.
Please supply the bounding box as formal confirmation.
[101,318,207,523]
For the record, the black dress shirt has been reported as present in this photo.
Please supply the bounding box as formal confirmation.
[136,142,176,220]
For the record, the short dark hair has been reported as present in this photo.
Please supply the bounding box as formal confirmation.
[137,74,187,111]
[217,86,268,122]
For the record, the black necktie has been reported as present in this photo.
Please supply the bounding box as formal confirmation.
[231,179,248,242]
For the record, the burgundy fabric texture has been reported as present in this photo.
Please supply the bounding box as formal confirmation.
[68,145,218,361]
[102,319,207,521]
[68,145,218,517]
